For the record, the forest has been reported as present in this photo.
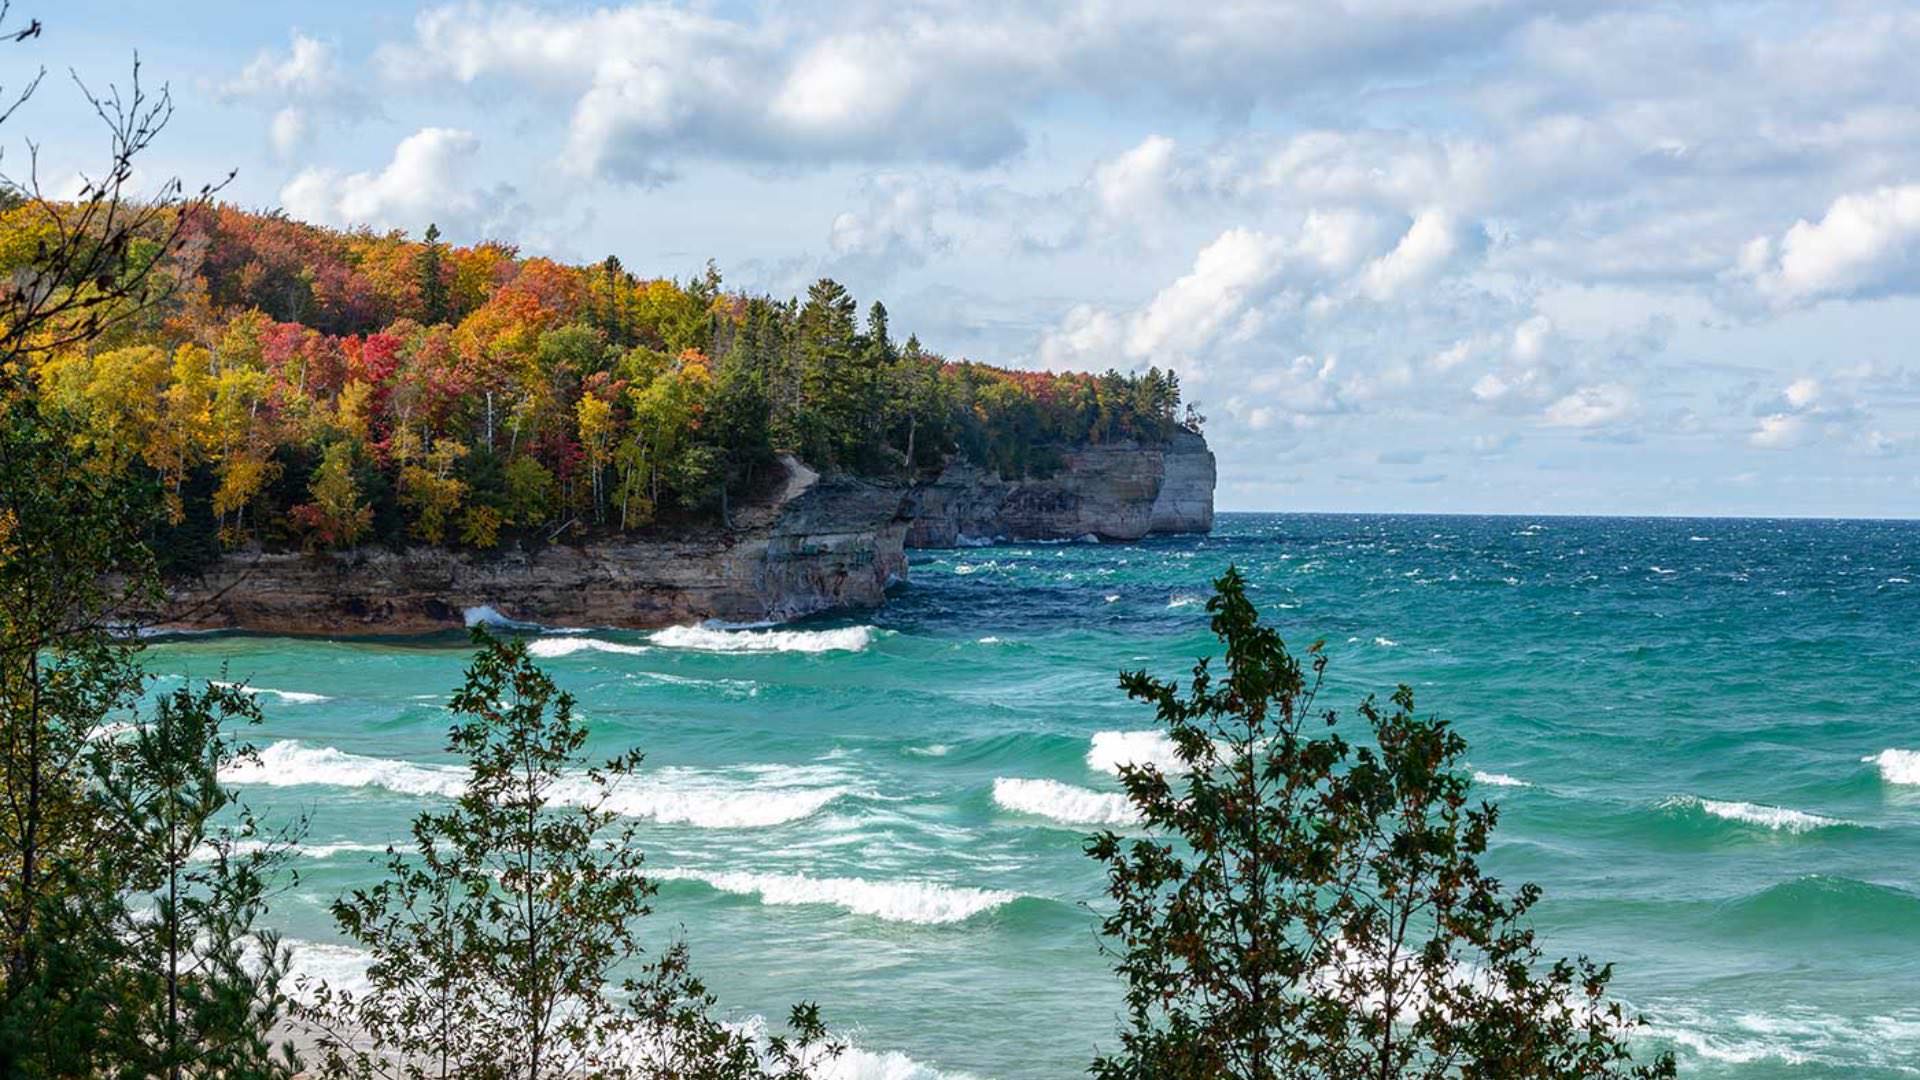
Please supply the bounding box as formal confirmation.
[2,201,1195,565]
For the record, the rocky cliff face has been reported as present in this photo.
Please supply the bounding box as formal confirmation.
[903,429,1215,547]
[159,455,909,636]
[158,433,1213,635]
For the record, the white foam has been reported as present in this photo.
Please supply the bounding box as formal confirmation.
[1088,730,1185,775]
[1166,595,1201,609]
[593,765,852,829]
[526,636,651,658]
[1864,748,1920,785]
[1103,594,1121,603]
[976,636,1003,645]
[904,743,950,757]
[1665,795,1851,834]
[648,624,878,654]
[1472,771,1531,788]
[283,939,375,1000]
[954,534,994,548]
[225,742,847,828]
[651,868,1017,924]
[223,741,466,797]
[993,777,1139,826]
[211,680,331,704]
[1373,636,1398,647]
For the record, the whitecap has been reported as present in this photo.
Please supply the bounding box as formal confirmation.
[993,777,1139,826]
[211,680,331,705]
[225,742,849,828]
[649,624,878,654]
[222,740,466,797]
[1472,771,1532,788]
[1166,595,1201,609]
[1103,594,1120,603]
[1373,636,1398,647]
[526,636,651,658]
[650,868,1017,924]
[954,534,994,548]
[1663,795,1852,834]
[1087,730,1185,775]
[904,743,950,757]
[1649,566,1677,575]
[976,636,1003,645]
[1863,748,1920,785]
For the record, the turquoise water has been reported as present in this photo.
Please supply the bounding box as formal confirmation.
[143,513,1920,1077]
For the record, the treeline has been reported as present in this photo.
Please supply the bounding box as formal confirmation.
[6,203,1194,561]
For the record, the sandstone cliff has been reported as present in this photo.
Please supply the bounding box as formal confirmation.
[159,455,909,636]
[903,429,1215,547]
[158,433,1214,635]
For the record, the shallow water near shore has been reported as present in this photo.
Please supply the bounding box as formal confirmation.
[142,512,1920,1078]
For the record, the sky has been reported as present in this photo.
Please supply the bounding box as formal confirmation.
[11,1,1920,517]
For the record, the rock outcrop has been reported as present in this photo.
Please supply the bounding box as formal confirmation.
[158,433,1214,635]
[159,455,909,636]
[903,429,1215,547]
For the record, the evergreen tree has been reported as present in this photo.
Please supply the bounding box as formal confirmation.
[418,224,449,326]
[1088,568,1677,1080]
[300,631,842,1079]
[92,682,303,1080]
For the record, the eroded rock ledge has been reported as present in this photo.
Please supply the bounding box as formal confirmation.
[159,433,1214,636]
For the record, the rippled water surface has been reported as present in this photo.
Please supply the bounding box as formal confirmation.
[143,513,1920,1078]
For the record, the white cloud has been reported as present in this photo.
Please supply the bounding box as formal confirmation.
[1125,228,1290,361]
[377,1,1582,183]
[1360,210,1459,300]
[222,32,341,99]
[1750,412,1807,449]
[1542,383,1636,428]
[1094,135,1177,218]
[280,128,496,236]
[1741,184,1920,306]
[1783,377,1822,409]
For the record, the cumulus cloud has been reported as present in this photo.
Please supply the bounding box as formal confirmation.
[219,32,367,156]
[1739,184,1920,306]
[222,32,341,99]
[1360,210,1460,300]
[280,128,515,239]
[375,1,1575,184]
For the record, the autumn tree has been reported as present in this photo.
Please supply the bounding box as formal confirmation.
[291,440,372,549]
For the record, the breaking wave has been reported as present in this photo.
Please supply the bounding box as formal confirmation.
[1660,795,1856,835]
[992,777,1139,826]
[526,636,652,658]
[1471,770,1532,788]
[1864,748,1920,785]
[1087,730,1185,775]
[650,868,1018,924]
[648,624,880,654]
[225,742,850,828]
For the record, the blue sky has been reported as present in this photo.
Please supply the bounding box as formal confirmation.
[13,1,1920,516]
